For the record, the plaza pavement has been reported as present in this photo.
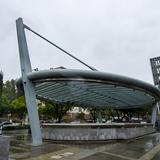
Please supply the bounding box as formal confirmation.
[4,130,160,160]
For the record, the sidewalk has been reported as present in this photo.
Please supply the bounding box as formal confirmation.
[4,130,160,160]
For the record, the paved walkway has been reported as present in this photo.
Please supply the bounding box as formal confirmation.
[3,130,160,160]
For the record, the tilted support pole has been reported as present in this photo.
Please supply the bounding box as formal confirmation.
[16,17,42,146]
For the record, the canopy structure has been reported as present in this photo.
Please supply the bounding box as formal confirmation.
[17,69,160,109]
[16,17,160,145]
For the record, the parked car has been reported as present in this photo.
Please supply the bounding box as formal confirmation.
[0,121,20,129]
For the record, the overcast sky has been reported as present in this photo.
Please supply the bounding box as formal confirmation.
[0,0,160,84]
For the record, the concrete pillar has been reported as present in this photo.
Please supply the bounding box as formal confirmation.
[16,17,42,145]
[152,103,158,128]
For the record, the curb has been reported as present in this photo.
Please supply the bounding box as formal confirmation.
[138,143,160,160]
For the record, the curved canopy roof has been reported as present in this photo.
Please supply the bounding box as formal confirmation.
[17,69,160,109]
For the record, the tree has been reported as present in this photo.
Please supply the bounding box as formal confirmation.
[0,96,11,116]
[11,96,27,122]
[76,112,85,121]
[38,102,54,120]
[86,107,97,122]
[0,79,24,118]
[38,101,73,123]
[3,79,17,102]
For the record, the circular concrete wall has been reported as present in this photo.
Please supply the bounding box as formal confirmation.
[42,123,154,141]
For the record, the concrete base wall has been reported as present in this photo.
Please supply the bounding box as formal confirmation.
[0,136,10,160]
[42,123,155,141]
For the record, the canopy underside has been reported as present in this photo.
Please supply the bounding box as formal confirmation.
[17,69,160,109]
[35,80,156,109]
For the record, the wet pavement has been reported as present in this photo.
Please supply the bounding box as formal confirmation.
[153,153,160,160]
[3,129,160,160]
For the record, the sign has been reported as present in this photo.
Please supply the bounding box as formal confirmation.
[150,56,160,85]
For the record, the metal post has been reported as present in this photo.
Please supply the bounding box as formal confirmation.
[16,17,42,145]
[152,103,158,128]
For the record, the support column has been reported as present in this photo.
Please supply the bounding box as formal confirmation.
[156,102,160,131]
[152,103,158,128]
[97,109,102,123]
[16,17,42,145]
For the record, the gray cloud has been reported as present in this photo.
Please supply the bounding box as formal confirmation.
[0,0,160,84]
